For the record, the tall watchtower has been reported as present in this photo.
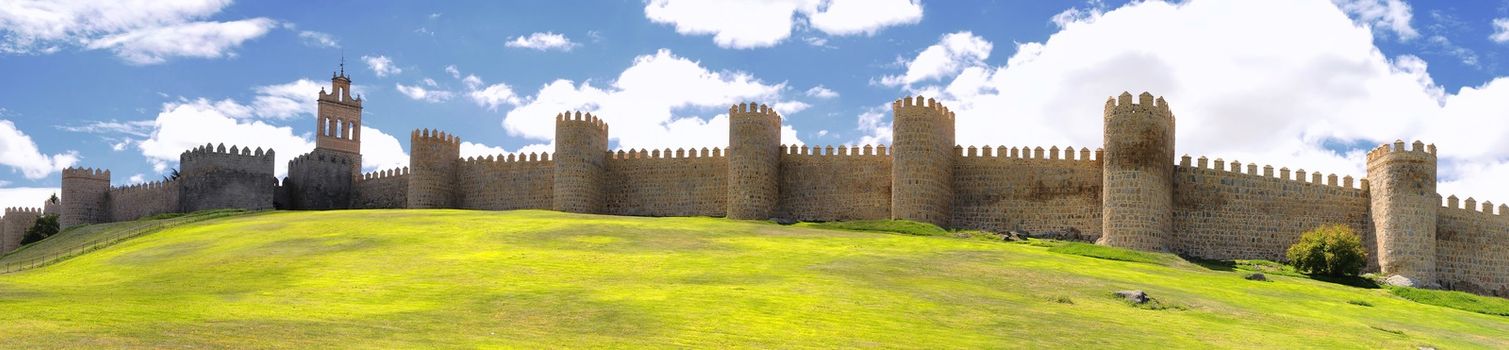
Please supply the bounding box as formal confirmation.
[1366,140,1439,287]
[553,111,609,214]
[890,96,955,226]
[407,129,460,209]
[726,103,782,220]
[317,60,364,173]
[1099,92,1176,252]
[60,167,111,229]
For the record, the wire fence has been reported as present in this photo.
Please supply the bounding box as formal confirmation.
[0,210,248,274]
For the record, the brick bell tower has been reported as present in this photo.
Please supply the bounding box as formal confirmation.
[316,58,364,173]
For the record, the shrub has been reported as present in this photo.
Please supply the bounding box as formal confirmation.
[1285,224,1367,277]
[20,215,60,245]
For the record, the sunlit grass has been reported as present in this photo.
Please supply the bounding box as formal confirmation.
[0,209,1503,349]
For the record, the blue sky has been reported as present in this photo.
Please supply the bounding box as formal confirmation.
[3,0,1509,210]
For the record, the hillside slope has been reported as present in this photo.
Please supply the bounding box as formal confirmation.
[0,210,1504,348]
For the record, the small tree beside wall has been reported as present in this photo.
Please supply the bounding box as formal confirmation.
[1286,224,1367,277]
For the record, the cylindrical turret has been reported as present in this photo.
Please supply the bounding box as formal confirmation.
[553,111,609,214]
[61,167,111,229]
[1366,140,1438,287]
[1099,92,1176,252]
[890,96,955,226]
[407,129,461,209]
[2,207,42,254]
[727,103,782,220]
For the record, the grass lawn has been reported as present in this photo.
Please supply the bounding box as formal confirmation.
[0,209,1504,348]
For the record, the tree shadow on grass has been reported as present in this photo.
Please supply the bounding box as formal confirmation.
[1182,256,1235,272]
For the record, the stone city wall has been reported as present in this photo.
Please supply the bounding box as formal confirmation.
[1435,199,1509,297]
[603,148,728,217]
[109,180,181,221]
[178,144,276,212]
[456,153,555,210]
[1,208,42,254]
[1171,156,1374,263]
[354,167,410,209]
[951,146,1104,240]
[777,145,893,221]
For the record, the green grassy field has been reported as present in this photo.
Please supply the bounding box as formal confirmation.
[0,210,1504,348]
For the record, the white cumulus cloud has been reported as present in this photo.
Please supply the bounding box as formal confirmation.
[878,31,991,87]
[0,187,57,211]
[297,30,339,48]
[395,83,453,103]
[0,0,275,64]
[359,125,408,172]
[505,32,578,51]
[644,0,922,49]
[1492,18,1509,43]
[362,55,401,77]
[0,119,79,179]
[503,49,804,149]
[137,98,314,177]
[805,85,839,98]
[1332,0,1418,40]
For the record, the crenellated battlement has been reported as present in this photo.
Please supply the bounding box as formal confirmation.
[462,152,554,165]
[782,144,890,157]
[955,145,1103,162]
[729,102,782,126]
[891,96,956,123]
[3,207,42,216]
[612,148,723,160]
[1441,195,1508,216]
[412,128,463,146]
[180,143,277,178]
[1178,155,1368,191]
[181,143,275,160]
[1366,139,1436,163]
[288,150,355,167]
[1104,91,1173,119]
[360,167,410,181]
[109,179,178,194]
[62,167,111,181]
[555,111,609,133]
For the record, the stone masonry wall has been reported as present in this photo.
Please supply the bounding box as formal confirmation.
[777,145,892,221]
[178,144,276,212]
[61,167,110,229]
[285,149,355,210]
[2,208,42,254]
[1171,157,1374,262]
[354,168,410,209]
[109,180,180,221]
[603,149,728,217]
[1435,201,1509,297]
[952,146,1103,240]
[456,154,555,210]
[1367,141,1440,285]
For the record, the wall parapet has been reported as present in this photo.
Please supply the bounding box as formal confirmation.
[4,207,42,216]
[360,167,410,181]
[1177,154,1367,192]
[610,148,720,160]
[109,179,178,194]
[783,144,890,157]
[62,167,111,181]
[955,144,1101,162]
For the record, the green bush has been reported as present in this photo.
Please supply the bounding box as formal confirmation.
[1285,225,1367,277]
[20,214,60,245]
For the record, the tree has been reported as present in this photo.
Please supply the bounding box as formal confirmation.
[21,215,59,245]
[1286,224,1367,277]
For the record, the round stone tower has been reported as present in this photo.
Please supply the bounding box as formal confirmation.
[726,103,782,220]
[406,129,461,209]
[1099,92,1176,252]
[1366,140,1438,287]
[890,96,955,226]
[60,167,111,229]
[553,111,609,214]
